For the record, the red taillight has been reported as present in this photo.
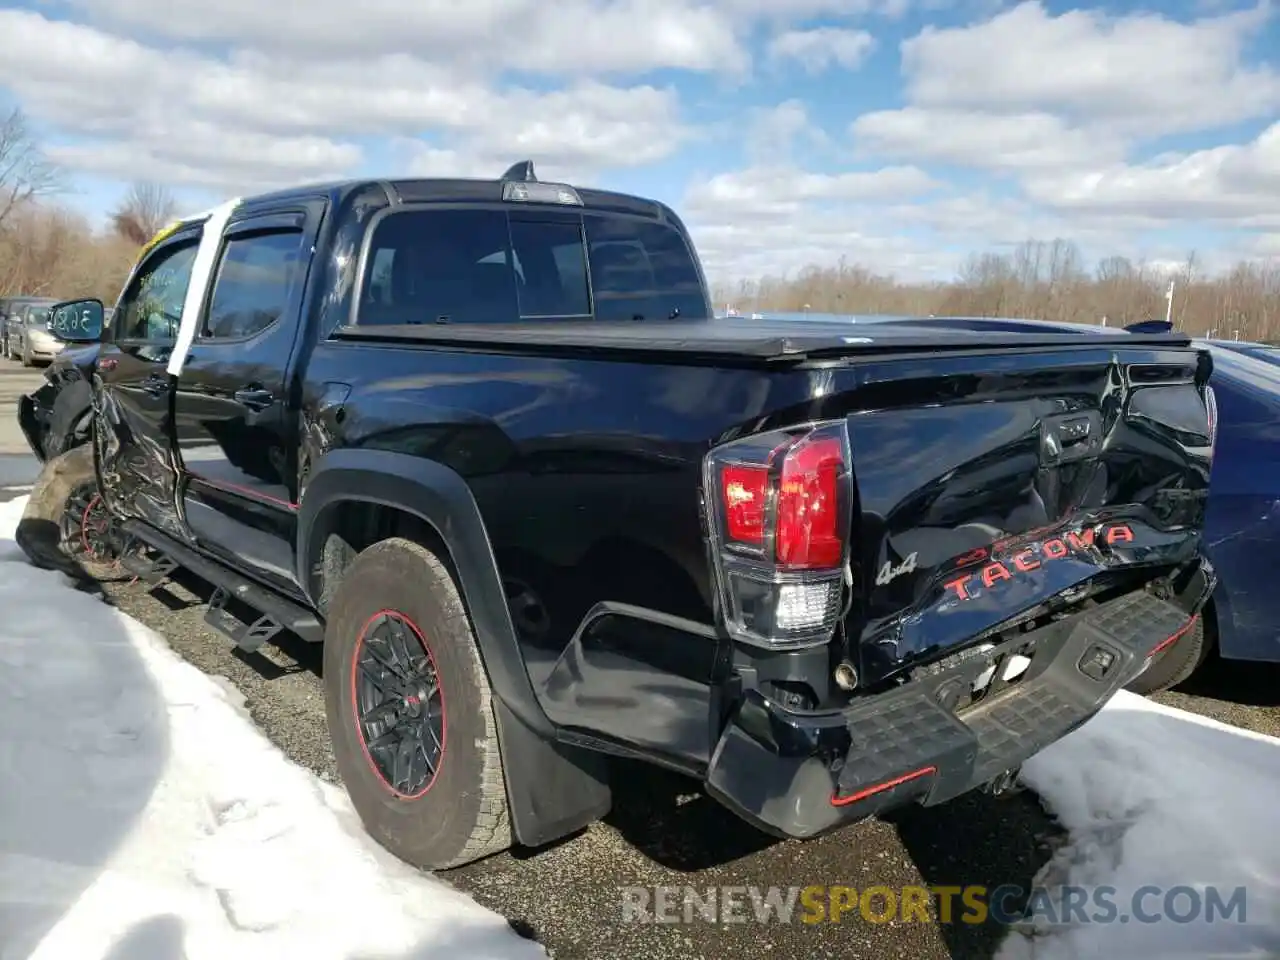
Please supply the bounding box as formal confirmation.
[721,464,768,544]
[705,422,851,650]
[717,434,845,568]
[776,435,843,569]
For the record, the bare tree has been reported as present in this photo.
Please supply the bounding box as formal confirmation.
[110,181,178,246]
[0,108,63,231]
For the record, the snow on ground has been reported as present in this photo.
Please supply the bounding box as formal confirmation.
[999,690,1280,959]
[0,496,545,960]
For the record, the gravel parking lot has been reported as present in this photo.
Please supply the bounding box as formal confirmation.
[2,360,1277,959]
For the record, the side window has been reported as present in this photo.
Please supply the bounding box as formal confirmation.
[358,209,518,325]
[583,215,708,322]
[203,230,304,340]
[115,240,200,342]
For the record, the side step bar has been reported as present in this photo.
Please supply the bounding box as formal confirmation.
[120,520,325,648]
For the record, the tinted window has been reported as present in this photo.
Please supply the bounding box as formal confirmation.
[355,207,706,326]
[583,215,707,321]
[359,209,518,325]
[508,218,590,317]
[25,307,51,326]
[204,231,304,339]
[115,240,199,342]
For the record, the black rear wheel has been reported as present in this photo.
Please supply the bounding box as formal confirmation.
[323,537,511,870]
[350,610,447,798]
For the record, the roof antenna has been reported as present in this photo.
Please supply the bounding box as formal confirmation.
[501,160,537,182]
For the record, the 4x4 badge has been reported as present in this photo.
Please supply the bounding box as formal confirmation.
[876,552,919,586]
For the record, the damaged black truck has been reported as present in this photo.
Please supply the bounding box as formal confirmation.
[21,164,1217,871]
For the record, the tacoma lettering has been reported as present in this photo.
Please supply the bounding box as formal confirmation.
[944,524,1135,601]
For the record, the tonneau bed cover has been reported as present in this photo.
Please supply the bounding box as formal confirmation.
[331,316,1194,364]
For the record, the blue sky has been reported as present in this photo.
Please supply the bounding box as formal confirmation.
[2,0,1278,283]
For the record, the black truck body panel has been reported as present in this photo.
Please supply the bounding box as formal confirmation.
[34,171,1218,850]
[18,343,102,461]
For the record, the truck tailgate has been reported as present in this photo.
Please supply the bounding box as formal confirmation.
[838,345,1213,687]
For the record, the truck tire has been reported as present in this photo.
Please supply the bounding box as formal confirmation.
[322,536,512,871]
[15,444,97,577]
[1125,614,1210,695]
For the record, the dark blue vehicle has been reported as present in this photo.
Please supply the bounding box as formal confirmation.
[1207,340,1280,365]
[1189,340,1280,671]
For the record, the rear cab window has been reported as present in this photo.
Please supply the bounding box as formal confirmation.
[356,206,707,326]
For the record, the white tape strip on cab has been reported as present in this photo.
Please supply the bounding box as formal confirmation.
[166,197,241,377]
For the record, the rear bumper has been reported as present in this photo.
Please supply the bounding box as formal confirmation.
[705,559,1215,838]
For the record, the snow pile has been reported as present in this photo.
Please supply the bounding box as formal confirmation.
[1000,690,1280,959]
[0,496,544,960]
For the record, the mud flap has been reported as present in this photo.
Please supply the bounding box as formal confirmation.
[15,444,97,582]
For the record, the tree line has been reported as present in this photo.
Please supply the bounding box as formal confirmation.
[0,108,178,305]
[2,106,1277,339]
[712,244,1280,341]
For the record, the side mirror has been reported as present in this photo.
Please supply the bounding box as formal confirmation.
[47,298,106,342]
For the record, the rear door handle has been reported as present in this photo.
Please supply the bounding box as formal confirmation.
[234,387,275,411]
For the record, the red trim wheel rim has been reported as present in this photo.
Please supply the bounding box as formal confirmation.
[349,609,447,799]
[79,494,110,560]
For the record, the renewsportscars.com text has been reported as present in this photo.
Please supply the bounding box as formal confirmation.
[618,884,1248,927]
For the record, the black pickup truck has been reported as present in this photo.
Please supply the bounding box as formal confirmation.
[20,163,1217,872]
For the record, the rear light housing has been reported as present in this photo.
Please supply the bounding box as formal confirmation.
[702,421,852,650]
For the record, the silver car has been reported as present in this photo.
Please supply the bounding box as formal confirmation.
[7,299,63,365]
[1,296,51,360]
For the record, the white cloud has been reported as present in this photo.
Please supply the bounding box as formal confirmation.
[741,100,835,166]
[48,128,362,193]
[851,1,1280,197]
[1022,120,1280,222]
[65,0,745,76]
[853,109,1126,172]
[683,161,947,281]
[767,27,877,73]
[1251,232,1280,258]
[390,83,685,188]
[691,214,954,283]
[900,1,1280,137]
[686,164,937,221]
[0,9,690,191]
[719,0,910,16]
[62,0,917,77]
[833,0,1280,265]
